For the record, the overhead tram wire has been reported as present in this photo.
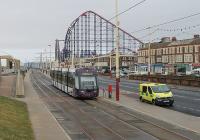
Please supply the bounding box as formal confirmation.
[138,28,159,39]
[137,23,200,40]
[132,11,200,33]
[108,0,147,21]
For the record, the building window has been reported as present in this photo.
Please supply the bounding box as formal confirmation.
[157,49,162,55]
[143,57,145,63]
[184,54,193,63]
[169,48,171,54]
[176,55,183,62]
[146,50,149,56]
[153,49,156,55]
[123,57,126,60]
[169,55,176,64]
[195,46,199,53]
[195,54,199,63]
[176,47,180,54]
[156,50,159,55]
[162,55,168,63]
[172,47,175,54]
[138,57,141,63]
[172,55,176,64]
[185,46,188,53]
[166,48,169,54]
[146,58,149,63]
[151,56,155,64]
[189,46,193,53]
[163,48,165,54]
[156,57,162,63]
[180,46,183,53]
[151,49,155,55]
[169,55,172,64]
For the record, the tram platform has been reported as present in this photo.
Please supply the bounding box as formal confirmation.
[99,88,200,135]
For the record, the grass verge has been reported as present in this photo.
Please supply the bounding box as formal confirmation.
[0,96,34,140]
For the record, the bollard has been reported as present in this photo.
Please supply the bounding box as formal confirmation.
[108,84,112,98]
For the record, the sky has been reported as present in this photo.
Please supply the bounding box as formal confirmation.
[0,0,200,63]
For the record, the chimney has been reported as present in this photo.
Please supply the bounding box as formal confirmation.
[172,37,177,41]
[194,34,199,39]
[161,37,171,43]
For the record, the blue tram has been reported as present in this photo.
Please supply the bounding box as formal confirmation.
[50,67,99,98]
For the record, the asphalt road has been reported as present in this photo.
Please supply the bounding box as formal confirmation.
[98,76,200,117]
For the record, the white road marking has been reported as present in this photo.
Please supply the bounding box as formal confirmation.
[175,105,200,112]
[174,94,200,101]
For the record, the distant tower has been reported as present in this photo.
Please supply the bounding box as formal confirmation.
[55,39,60,63]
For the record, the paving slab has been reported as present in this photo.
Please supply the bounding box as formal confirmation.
[99,88,200,135]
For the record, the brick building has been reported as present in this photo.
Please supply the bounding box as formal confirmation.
[137,35,200,75]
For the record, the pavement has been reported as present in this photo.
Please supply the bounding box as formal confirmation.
[99,88,200,135]
[18,71,70,140]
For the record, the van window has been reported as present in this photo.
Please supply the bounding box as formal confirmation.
[142,86,147,93]
[148,87,152,94]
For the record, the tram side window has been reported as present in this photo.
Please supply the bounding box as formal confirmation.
[62,72,67,86]
[55,71,58,81]
[75,76,79,89]
[61,72,65,83]
[68,73,75,88]
[57,71,60,83]
[50,70,52,78]
[52,70,55,79]
[68,73,72,87]
[66,72,69,86]
[58,71,62,83]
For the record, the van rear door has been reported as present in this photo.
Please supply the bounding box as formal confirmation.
[142,86,148,100]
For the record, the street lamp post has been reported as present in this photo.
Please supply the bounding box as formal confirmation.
[148,42,151,81]
[110,53,112,78]
[71,50,74,68]
[0,58,1,77]
[40,52,43,71]
[115,0,120,101]
[48,45,52,69]
[45,48,48,74]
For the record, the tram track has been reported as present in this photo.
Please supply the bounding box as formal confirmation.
[30,70,198,140]
[31,72,133,140]
[31,74,95,139]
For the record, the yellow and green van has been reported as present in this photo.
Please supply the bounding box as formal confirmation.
[139,83,174,106]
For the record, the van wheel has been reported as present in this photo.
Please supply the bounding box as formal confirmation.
[152,99,155,105]
[140,96,144,102]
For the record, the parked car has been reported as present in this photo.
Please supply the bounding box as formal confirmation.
[120,70,127,78]
[191,68,200,77]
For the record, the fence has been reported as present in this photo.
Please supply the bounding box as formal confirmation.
[128,75,200,87]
